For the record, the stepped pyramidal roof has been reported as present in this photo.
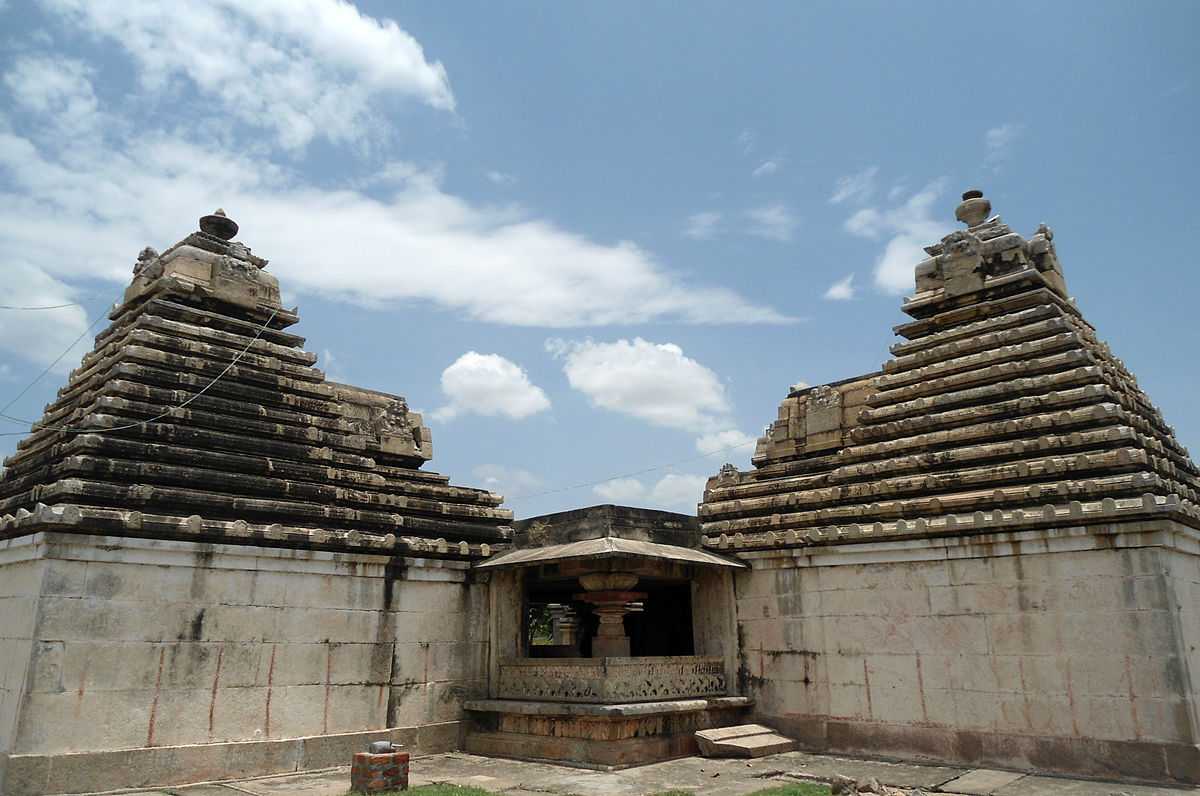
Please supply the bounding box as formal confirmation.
[0,210,511,557]
[701,189,1200,551]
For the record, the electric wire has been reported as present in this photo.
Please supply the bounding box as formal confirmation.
[0,300,116,419]
[2,299,744,500]
[0,306,280,437]
[0,302,83,310]
[508,436,758,502]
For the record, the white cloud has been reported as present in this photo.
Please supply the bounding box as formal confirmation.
[830,166,878,205]
[433,352,550,421]
[737,128,756,155]
[823,273,856,301]
[0,130,793,355]
[0,264,92,375]
[842,181,953,295]
[486,170,516,186]
[592,472,707,513]
[547,338,752,460]
[843,208,883,239]
[751,160,780,178]
[320,348,348,382]
[473,464,542,500]
[548,338,730,432]
[3,55,98,137]
[683,211,721,240]
[0,7,793,376]
[650,473,707,509]
[695,429,755,456]
[746,203,798,242]
[984,123,1024,171]
[593,477,647,504]
[42,0,455,151]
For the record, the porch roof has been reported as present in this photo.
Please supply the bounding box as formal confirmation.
[472,536,746,570]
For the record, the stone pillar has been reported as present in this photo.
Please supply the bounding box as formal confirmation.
[575,573,646,659]
[549,604,580,647]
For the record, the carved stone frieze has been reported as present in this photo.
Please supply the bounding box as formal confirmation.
[497,656,727,703]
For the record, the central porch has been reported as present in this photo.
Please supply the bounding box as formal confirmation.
[465,505,751,768]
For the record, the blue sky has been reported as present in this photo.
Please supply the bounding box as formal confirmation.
[1,0,1197,518]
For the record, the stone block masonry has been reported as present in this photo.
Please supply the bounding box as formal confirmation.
[0,531,486,795]
[701,190,1200,784]
[729,523,1200,783]
[0,210,511,795]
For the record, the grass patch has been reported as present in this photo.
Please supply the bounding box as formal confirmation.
[351,786,502,796]
[650,783,830,796]
[747,784,832,796]
[357,780,831,796]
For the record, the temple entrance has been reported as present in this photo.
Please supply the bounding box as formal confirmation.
[524,574,694,658]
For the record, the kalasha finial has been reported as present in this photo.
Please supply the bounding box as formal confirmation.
[199,208,239,240]
[955,189,991,227]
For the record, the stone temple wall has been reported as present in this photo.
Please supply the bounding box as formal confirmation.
[0,557,42,760]
[0,532,488,796]
[731,521,1200,782]
[701,189,1200,782]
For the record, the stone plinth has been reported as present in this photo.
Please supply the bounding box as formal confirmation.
[464,697,752,769]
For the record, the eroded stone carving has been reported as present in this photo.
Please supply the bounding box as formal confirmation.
[497,656,727,703]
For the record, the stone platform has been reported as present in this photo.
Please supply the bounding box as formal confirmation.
[464,697,752,769]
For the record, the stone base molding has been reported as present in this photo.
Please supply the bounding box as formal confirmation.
[0,722,459,796]
[464,697,751,769]
[775,716,1199,785]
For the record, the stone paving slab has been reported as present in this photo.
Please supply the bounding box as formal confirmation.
[769,751,966,789]
[52,750,1200,796]
[613,762,797,796]
[992,774,1199,795]
[940,768,1029,794]
[211,768,349,796]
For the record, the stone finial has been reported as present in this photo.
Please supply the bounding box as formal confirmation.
[955,189,991,227]
[199,208,239,240]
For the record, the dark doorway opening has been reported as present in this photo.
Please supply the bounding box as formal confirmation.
[523,575,694,658]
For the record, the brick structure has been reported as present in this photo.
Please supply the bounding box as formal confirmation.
[351,749,410,793]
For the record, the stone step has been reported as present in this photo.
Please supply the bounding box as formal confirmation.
[695,724,796,758]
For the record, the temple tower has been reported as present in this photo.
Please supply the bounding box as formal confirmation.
[701,190,1200,783]
[0,212,511,795]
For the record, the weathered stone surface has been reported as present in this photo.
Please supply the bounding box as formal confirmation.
[464,698,752,769]
[0,213,513,558]
[939,768,1027,795]
[701,191,1198,551]
[695,723,796,757]
[0,532,478,795]
[701,190,1200,785]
